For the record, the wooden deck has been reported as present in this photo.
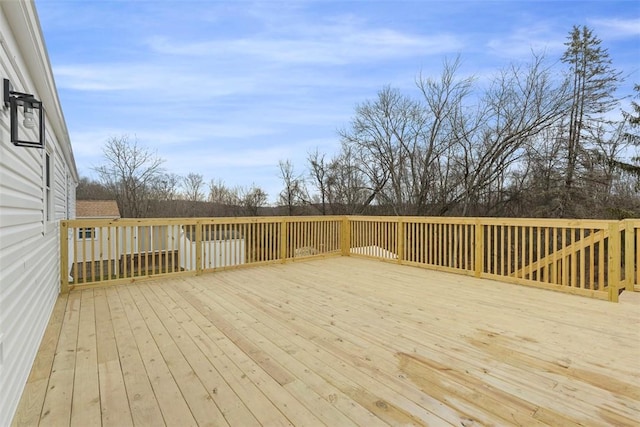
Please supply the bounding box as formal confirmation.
[12,257,640,426]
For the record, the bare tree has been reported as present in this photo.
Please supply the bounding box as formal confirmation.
[152,172,181,201]
[337,60,474,215]
[312,42,635,217]
[517,126,567,217]
[182,173,205,202]
[278,159,308,215]
[308,149,330,214]
[94,135,165,218]
[338,86,417,214]
[451,54,569,215]
[325,144,372,214]
[239,185,268,216]
[208,179,240,206]
[414,56,473,214]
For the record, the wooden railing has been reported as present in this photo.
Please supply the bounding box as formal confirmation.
[348,217,639,302]
[60,216,344,292]
[60,216,639,302]
[627,220,640,293]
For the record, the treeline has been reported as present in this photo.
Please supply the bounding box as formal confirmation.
[83,26,639,219]
[282,26,639,219]
[78,136,272,217]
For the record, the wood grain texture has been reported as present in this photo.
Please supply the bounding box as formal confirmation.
[12,257,640,426]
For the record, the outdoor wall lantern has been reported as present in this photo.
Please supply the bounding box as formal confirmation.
[3,78,45,148]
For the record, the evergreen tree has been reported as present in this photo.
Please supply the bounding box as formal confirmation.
[624,84,640,133]
[613,84,640,186]
[560,25,621,215]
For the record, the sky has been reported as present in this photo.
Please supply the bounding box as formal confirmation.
[35,0,640,202]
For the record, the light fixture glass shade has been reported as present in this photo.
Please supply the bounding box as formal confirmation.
[23,107,36,129]
[4,79,45,148]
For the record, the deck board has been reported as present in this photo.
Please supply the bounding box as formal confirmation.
[117,284,199,427]
[11,294,68,427]
[39,291,80,426]
[94,288,134,427]
[125,285,229,427]
[70,290,100,427]
[12,257,640,426]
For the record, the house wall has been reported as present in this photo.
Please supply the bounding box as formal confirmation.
[0,1,77,425]
[71,225,183,280]
[75,224,175,262]
[180,235,246,270]
[75,226,118,264]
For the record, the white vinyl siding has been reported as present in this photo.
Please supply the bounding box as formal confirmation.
[45,149,52,223]
[0,2,78,425]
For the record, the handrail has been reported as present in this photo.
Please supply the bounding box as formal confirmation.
[60,216,344,292]
[60,216,639,302]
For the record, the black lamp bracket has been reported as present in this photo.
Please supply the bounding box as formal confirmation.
[3,78,45,148]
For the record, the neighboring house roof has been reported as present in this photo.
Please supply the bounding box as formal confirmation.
[76,200,121,218]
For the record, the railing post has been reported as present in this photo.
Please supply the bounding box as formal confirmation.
[60,220,69,294]
[280,218,288,262]
[474,219,483,278]
[397,217,404,263]
[607,222,620,302]
[195,220,203,275]
[624,219,634,292]
[341,216,351,257]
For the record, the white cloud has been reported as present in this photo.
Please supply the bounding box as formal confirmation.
[146,26,463,66]
[54,65,138,91]
[589,18,640,39]
[173,146,290,169]
[486,17,640,62]
[486,25,565,59]
[54,63,258,97]
[39,0,638,204]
